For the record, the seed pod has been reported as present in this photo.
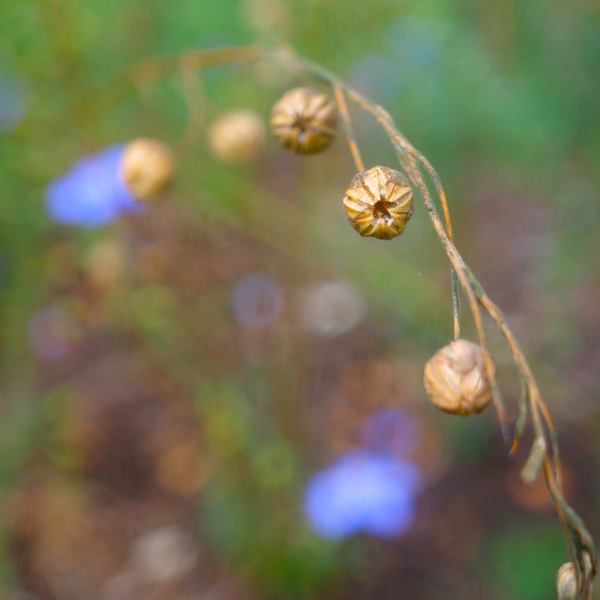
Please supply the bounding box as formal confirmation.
[343,166,413,240]
[556,563,578,600]
[423,339,493,416]
[121,138,174,201]
[208,110,265,165]
[270,87,336,154]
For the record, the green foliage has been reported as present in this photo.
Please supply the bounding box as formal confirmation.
[1,0,600,597]
[484,520,566,600]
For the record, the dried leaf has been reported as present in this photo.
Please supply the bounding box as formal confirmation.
[511,379,529,454]
[521,435,546,484]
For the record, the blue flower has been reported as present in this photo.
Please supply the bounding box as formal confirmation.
[46,145,143,228]
[231,273,284,329]
[304,451,421,540]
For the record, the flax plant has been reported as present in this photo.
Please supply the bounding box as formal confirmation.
[113,43,596,599]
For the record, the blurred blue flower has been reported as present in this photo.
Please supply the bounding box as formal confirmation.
[361,408,422,459]
[231,273,284,329]
[46,145,143,228]
[304,451,421,540]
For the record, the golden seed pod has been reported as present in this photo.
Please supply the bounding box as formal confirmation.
[343,166,414,240]
[270,87,336,154]
[208,109,265,165]
[423,339,493,416]
[557,563,578,600]
[121,138,175,202]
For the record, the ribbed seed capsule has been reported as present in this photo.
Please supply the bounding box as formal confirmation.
[557,563,578,600]
[208,110,265,164]
[270,87,336,154]
[424,339,493,416]
[121,138,174,201]
[343,166,413,240]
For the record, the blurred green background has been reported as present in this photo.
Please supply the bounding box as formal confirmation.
[1,0,600,599]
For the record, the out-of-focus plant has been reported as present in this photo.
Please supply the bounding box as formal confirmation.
[46,145,143,228]
[45,138,174,228]
[304,449,421,540]
[44,42,597,599]
[304,408,422,540]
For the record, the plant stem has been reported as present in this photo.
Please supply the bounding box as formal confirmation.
[111,42,596,599]
[332,83,365,173]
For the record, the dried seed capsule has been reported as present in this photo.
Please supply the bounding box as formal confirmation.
[423,339,493,416]
[271,87,336,154]
[343,166,413,240]
[557,563,578,600]
[208,110,265,164]
[121,138,174,201]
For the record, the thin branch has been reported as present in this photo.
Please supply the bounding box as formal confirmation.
[413,152,461,340]
[97,42,596,599]
[401,152,507,438]
[132,45,261,85]
[332,83,365,173]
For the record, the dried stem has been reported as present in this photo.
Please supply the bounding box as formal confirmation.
[332,83,365,173]
[132,46,261,85]
[118,43,596,599]
[414,152,461,340]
